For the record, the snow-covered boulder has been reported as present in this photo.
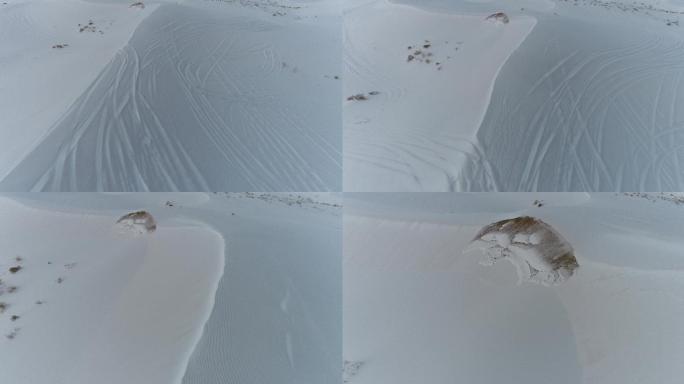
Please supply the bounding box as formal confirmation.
[115,211,156,235]
[469,216,578,286]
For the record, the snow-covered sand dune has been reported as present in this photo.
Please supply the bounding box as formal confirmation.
[345,0,684,191]
[344,0,536,191]
[478,1,684,191]
[0,195,224,384]
[182,193,342,384]
[0,0,341,191]
[345,193,684,383]
[0,193,341,384]
[0,0,158,182]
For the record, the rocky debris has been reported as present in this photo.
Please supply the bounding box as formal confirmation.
[406,39,455,70]
[219,192,342,210]
[469,216,578,286]
[116,211,157,235]
[347,91,380,101]
[130,1,145,9]
[78,20,102,34]
[622,192,684,205]
[347,94,368,101]
[64,262,77,270]
[343,360,364,383]
[485,12,510,24]
[52,44,69,49]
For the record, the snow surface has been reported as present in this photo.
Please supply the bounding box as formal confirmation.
[0,0,341,191]
[344,0,684,191]
[345,193,684,384]
[0,192,341,384]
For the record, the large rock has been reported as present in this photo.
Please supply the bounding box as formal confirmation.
[485,12,510,24]
[115,211,156,235]
[469,216,578,286]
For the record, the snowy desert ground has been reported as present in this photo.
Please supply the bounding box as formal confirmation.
[344,0,684,191]
[344,193,684,383]
[0,0,341,191]
[0,192,341,384]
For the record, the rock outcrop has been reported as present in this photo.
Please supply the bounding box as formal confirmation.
[469,216,578,286]
[116,211,156,235]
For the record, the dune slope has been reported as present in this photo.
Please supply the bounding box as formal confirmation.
[0,0,341,191]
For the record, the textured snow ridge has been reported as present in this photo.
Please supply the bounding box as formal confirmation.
[470,216,578,286]
[115,210,157,235]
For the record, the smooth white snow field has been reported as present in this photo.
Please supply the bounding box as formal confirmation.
[0,0,341,191]
[344,193,684,384]
[0,192,341,384]
[344,0,684,191]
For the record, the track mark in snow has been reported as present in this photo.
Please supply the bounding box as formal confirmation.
[0,3,340,191]
[478,24,684,191]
